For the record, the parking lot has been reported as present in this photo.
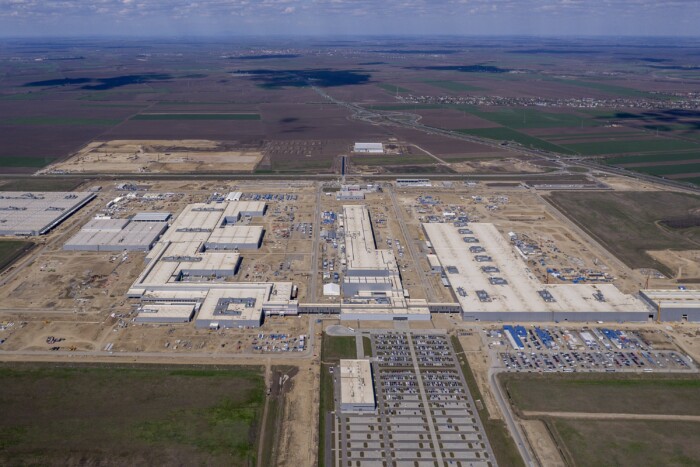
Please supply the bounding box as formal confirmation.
[489,326,696,373]
[334,331,495,467]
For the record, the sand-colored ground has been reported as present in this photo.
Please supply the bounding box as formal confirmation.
[450,157,546,174]
[521,419,565,467]
[43,140,263,174]
[648,250,700,282]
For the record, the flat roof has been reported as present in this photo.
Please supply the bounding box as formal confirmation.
[641,289,700,308]
[0,191,95,236]
[134,303,195,322]
[424,222,644,314]
[339,359,375,407]
[206,225,263,247]
[128,201,296,324]
[343,205,397,273]
[132,212,171,222]
[65,220,167,250]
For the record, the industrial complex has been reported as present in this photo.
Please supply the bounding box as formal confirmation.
[126,199,297,328]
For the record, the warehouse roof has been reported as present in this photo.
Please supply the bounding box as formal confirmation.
[205,225,264,248]
[641,289,700,308]
[424,222,644,315]
[340,359,375,407]
[132,212,171,222]
[344,205,397,273]
[64,220,167,251]
[134,303,196,322]
[0,191,95,236]
[354,142,383,151]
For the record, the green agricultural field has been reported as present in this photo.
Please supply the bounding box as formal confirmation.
[1,117,120,126]
[423,80,481,92]
[0,178,86,191]
[552,419,700,467]
[564,138,699,155]
[605,152,700,165]
[632,162,700,177]
[545,191,700,275]
[132,113,261,120]
[321,335,357,361]
[501,373,700,466]
[545,131,645,142]
[0,156,55,168]
[351,153,435,166]
[553,78,653,98]
[465,107,600,130]
[0,240,33,272]
[500,373,700,416]
[457,127,576,154]
[366,103,446,111]
[0,364,265,466]
[377,83,413,94]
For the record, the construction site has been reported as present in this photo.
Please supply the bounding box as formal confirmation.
[0,175,699,467]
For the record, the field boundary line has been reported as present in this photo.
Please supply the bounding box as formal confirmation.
[522,411,700,422]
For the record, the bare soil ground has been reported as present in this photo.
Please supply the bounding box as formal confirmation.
[45,139,263,173]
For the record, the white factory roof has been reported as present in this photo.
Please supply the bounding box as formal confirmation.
[222,200,266,219]
[354,142,383,151]
[641,289,700,308]
[339,359,375,407]
[427,254,441,268]
[206,225,264,247]
[226,192,242,201]
[131,241,241,287]
[132,212,171,222]
[134,303,196,322]
[196,286,269,324]
[423,222,644,314]
[343,205,397,273]
[324,283,341,296]
[0,191,95,236]
[81,218,129,232]
[64,220,167,250]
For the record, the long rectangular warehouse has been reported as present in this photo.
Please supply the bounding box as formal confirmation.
[64,218,168,252]
[640,289,700,322]
[0,192,95,236]
[423,222,648,322]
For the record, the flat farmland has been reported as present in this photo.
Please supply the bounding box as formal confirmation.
[0,37,699,178]
[457,127,577,154]
[412,108,498,130]
[500,372,700,467]
[131,113,261,121]
[0,364,265,466]
[563,137,700,155]
[0,240,34,272]
[552,419,700,467]
[545,191,700,275]
[500,373,700,415]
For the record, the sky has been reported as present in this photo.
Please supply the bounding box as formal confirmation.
[0,0,699,37]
